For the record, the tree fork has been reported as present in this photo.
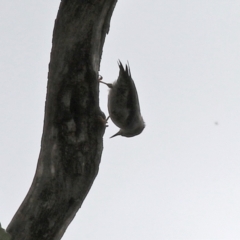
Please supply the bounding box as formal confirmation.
[7,0,117,239]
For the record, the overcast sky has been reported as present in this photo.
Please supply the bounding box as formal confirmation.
[1,1,240,239]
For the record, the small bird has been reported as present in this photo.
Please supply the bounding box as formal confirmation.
[100,61,145,138]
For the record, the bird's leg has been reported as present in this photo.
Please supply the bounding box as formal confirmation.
[98,75,113,88]
[100,81,113,88]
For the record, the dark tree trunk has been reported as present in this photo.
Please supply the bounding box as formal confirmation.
[7,0,117,239]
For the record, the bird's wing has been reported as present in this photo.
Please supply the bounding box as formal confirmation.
[108,61,141,128]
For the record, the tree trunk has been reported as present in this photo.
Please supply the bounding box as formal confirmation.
[7,0,117,239]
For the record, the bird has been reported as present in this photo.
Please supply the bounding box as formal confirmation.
[99,61,145,138]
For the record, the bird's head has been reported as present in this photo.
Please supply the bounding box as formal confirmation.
[110,120,145,138]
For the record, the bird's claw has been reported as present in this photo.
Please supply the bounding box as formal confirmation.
[98,75,103,81]
[98,115,109,127]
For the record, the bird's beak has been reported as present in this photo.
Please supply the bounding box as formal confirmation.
[110,131,121,138]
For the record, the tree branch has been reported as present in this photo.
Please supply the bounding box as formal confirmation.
[7,0,117,239]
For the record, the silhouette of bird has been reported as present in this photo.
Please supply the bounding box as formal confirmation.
[100,61,145,138]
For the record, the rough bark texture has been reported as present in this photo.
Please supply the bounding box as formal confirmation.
[7,0,117,239]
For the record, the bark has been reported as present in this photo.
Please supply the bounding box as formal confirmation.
[7,0,117,239]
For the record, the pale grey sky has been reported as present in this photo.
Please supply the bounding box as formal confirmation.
[1,1,240,239]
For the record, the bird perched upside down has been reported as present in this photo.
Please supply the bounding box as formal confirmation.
[100,61,145,138]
